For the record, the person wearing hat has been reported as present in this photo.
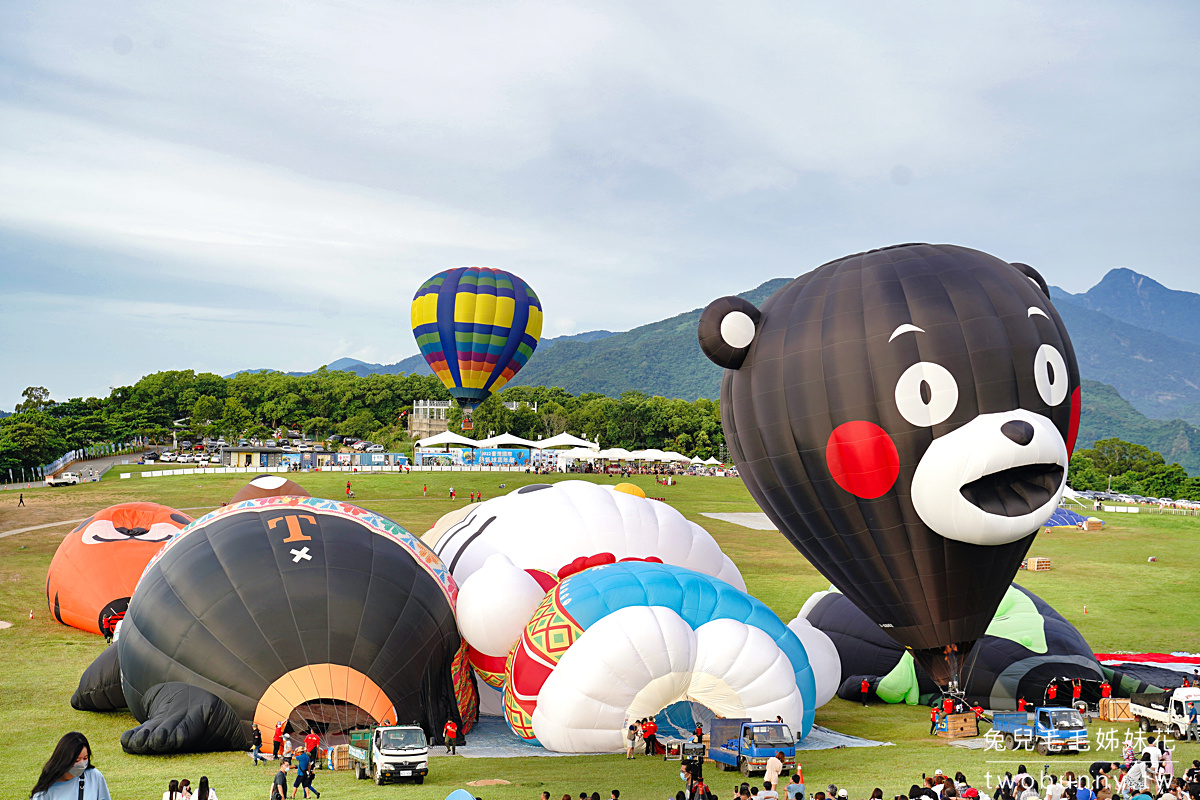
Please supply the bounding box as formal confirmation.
[961,790,979,800]
[838,792,848,800]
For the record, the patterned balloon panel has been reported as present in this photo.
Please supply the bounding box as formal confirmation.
[411,267,542,408]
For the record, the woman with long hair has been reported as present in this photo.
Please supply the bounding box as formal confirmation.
[163,779,182,800]
[195,776,217,800]
[30,732,110,800]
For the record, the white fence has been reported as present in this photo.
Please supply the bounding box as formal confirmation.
[126,464,535,479]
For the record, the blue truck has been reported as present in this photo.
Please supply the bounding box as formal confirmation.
[990,707,1089,755]
[706,718,797,777]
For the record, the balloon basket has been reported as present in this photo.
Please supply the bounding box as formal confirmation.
[461,418,473,431]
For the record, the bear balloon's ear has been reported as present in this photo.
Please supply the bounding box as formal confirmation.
[698,296,761,370]
[1010,262,1050,297]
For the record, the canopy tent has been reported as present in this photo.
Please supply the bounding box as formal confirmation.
[662,451,691,462]
[415,431,480,448]
[690,456,705,465]
[596,447,634,460]
[538,432,598,450]
[556,447,602,460]
[702,456,722,465]
[476,433,540,449]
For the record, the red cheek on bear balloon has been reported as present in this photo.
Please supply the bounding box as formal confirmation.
[1066,385,1081,457]
[826,421,900,499]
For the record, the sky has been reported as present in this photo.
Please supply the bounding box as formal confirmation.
[1,1,1198,410]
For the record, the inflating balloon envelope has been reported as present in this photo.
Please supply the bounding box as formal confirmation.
[698,243,1081,687]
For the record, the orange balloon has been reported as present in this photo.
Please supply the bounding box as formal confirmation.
[46,502,192,634]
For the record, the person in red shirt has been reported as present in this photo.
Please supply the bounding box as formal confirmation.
[971,705,985,719]
[1072,680,1082,701]
[643,716,659,755]
[1100,681,1112,698]
[860,678,870,707]
[346,481,351,497]
[930,706,939,735]
[1047,682,1058,700]
[304,730,320,765]
[443,719,458,755]
[273,721,285,760]
[942,697,954,716]
[1017,698,1026,711]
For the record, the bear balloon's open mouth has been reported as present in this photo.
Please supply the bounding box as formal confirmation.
[910,409,1069,546]
[959,464,1065,518]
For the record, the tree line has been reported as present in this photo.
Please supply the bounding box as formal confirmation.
[1068,437,1200,500]
[0,369,726,474]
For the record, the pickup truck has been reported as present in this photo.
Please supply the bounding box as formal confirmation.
[46,472,81,486]
[707,718,796,777]
[1131,688,1200,738]
[348,725,429,785]
[991,707,1089,755]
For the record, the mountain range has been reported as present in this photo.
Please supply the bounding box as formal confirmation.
[236,266,1200,467]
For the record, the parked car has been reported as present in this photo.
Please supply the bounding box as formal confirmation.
[144,452,159,463]
[180,440,193,449]
[209,454,221,464]
[314,445,326,452]
[160,452,177,462]
[344,437,360,445]
[366,444,385,453]
[238,439,250,446]
[329,435,346,444]
[264,439,277,448]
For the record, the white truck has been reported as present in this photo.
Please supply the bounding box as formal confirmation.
[1131,688,1200,738]
[348,724,429,785]
[46,472,81,486]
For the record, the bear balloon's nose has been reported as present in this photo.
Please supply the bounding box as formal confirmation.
[1001,420,1035,446]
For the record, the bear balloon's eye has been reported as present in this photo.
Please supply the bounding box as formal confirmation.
[894,362,959,427]
[1034,344,1068,406]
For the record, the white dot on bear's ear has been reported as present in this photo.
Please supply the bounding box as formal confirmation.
[720,311,756,349]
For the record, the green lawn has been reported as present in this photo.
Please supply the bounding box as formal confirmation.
[2,472,1197,800]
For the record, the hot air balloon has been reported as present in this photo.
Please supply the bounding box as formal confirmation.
[500,561,816,752]
[797,585,1103,711]
[71,496,477,754]
[47,502,192,635]
[422,481,743,589]
[424,480,746,701]
[698,244,1081,687]
[411,267,542,429]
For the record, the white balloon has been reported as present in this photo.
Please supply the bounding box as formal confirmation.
[424,481,745,590]
[456,553,548,658]
[530,606,807,753]
[786,615,841,708]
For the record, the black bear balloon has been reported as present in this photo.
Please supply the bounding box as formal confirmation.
[699,243,1080,685]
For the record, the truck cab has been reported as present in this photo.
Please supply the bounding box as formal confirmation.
[348,724,429,785]
[46,472,81,486]
[991,707,1089,755]
[707,718,797,777]
[1131,688,1200,738]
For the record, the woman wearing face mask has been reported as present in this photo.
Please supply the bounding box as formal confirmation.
[30,732,111,800]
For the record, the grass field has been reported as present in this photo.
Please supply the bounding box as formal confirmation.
[1,470,1197,800]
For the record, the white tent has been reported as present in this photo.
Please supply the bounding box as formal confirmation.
[414,431,480,448]
[703,456,722,465]
[597,447,634,460]
[477,433,540,449]
[690,456,705,465]
[662,451,691,462]
[538,432,598,450]
[630,449,670,462]
[557,447,601,460]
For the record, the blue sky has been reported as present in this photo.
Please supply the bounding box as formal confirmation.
[1,1,1198,409]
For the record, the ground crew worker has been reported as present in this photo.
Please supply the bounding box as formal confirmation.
[443,719,458,755]
[860,678,870,706]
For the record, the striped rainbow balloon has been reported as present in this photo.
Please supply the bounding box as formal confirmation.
[411,267,543,412]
